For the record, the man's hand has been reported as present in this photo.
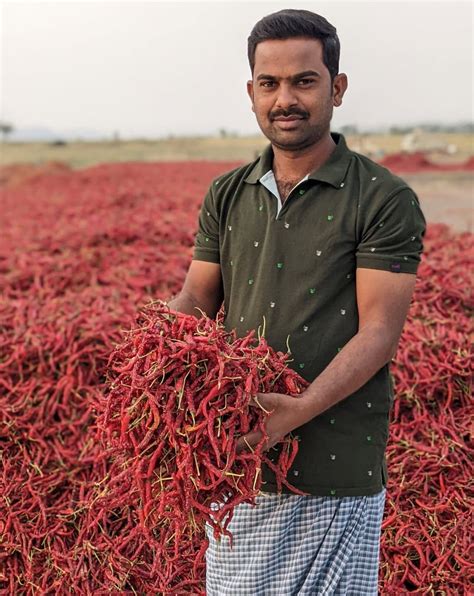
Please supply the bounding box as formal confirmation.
[236,392,310,453]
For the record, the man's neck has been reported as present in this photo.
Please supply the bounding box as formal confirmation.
[272,134,337,181]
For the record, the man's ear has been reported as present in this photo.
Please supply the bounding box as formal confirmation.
[332,73,348,107]
[247,79,255,113]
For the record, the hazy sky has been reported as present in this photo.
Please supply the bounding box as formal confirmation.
[1,0,472,138]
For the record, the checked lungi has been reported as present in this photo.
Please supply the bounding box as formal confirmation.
[205,488,386,595]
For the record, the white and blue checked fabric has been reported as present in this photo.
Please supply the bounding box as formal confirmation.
[205,488,386,595]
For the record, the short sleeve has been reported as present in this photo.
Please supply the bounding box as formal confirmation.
[356,187,426,274]
[192,183,220,263]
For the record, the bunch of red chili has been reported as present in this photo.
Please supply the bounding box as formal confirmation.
[0,158,472,593]
[101,301,307,525]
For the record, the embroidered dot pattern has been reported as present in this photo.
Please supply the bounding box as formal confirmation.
[340,308,346,315]
[327,215,334,221]
[371,176,377,181]
[228,225,232,231]
[270,302,275,308]
[254,241,259,247]
[309,288,316,294]
[316,250,322,256]
[284,222,290,229]
[303,325,309,332]
[277,262,283,269]
[330,454,336,460]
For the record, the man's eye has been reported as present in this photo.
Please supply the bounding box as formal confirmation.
[260,81,275,88]
[298,79,314,85]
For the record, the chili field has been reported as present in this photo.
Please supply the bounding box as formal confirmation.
[0,160,472,594]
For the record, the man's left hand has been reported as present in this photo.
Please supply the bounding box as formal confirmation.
[236,392,310,453]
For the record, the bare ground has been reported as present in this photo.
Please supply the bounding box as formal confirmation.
[403,172,473,233]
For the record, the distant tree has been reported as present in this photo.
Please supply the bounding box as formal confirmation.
[389,125,413,135]
[219,128,228,138]
[0,121,14,142]
[339,124,359,136]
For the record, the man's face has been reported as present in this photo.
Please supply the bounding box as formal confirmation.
[247,37,347,151]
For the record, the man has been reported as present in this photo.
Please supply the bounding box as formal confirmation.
[168,8,426,595]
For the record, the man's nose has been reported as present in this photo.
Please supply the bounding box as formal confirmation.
[275,83,298,108]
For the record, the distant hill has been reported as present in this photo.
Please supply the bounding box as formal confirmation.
[7,126,107,142]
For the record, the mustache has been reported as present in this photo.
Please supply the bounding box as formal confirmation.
[270,109,308,120]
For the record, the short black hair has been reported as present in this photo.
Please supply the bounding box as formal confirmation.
[247,9,340,81]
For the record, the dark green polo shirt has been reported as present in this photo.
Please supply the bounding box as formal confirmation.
[192,132,426,497]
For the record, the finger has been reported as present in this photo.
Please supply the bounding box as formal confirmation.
[236,431,262,454]
[250,394,274,414]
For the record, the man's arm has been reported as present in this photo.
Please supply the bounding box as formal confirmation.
[295,268,416,417]
[167,260,223,319]
[237,268,416,451]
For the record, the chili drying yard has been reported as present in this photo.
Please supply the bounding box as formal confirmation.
[0,146,472,594]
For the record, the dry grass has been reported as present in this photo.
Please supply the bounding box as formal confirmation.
[1,133,472,170]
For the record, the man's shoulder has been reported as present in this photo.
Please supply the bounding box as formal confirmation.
[209,156,261,194]
[348,148,413,196]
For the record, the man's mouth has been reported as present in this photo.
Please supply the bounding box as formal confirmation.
[273,115,304,121]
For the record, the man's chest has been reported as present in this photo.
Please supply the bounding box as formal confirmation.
[218,185,358,283]
[275,178,303,203]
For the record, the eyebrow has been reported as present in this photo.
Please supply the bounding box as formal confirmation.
[256,70,321,82]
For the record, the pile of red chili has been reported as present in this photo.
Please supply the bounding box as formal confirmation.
[1,161,472,593]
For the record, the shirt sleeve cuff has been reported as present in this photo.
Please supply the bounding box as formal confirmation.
[192,248,220,264]
[356,255,419,274]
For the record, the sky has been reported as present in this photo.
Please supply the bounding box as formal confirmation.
[0,0,472,139]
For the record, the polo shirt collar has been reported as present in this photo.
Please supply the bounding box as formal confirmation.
[243,132,352,189]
